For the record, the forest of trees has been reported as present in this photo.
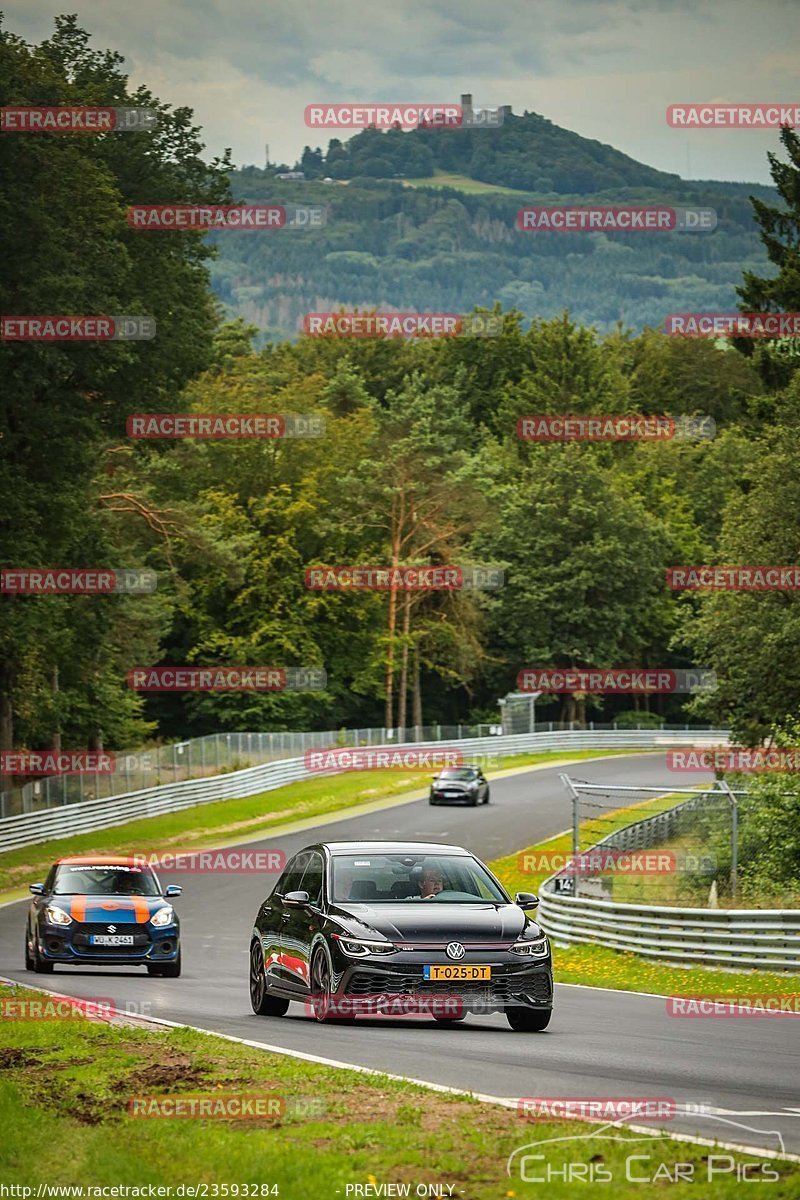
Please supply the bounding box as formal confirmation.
[1,16,799,769]
[216,167,776,339]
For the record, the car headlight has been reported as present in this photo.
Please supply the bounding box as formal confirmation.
[45,905,72,926]
[150,906,174,927]
[510,936,549,956]
[332,933,397,957]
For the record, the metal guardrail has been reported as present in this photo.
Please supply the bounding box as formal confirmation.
[0,719,712,817]
[538,886,800,970]
[0,727,729,854]
[538,780,800,971]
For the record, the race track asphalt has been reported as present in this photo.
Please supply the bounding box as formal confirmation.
[2,752,798,1159]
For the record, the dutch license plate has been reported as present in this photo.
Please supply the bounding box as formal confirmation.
[90,934,134,946]
[423,965,491,981]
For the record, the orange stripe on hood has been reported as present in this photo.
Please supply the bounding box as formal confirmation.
[70,896,151,923]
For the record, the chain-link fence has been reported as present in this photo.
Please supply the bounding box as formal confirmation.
[0,720,723,819]
[498,691,702,736]
[0,722,508,817]
[555,777,746,905]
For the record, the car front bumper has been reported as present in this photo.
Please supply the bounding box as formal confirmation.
[332,949,553,1013]
[36,921,180,965]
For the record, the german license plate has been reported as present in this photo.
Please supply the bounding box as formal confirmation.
[423,965,490,981]
[90,934,134,946]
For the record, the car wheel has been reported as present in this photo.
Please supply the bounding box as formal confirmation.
[249,942,289,1016]
[32,936,54,974]
[429,798,437,805]
[24,932,34,971]
[506,1006,551,1031]
[469,792,479,806]
[310,947,354,1023]
[483,789,490,804]
[151,949,181,978]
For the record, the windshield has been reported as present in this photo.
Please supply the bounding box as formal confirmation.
[52,865,160,897]
[331,853,507,904]
[437,768,477,780]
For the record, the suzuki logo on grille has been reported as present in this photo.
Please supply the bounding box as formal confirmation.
[107,925,117,933]
[445,941,465,960]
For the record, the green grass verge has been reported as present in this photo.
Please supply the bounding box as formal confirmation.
[489,795,800,998]
[0,749,637,897]
[1,985,796,1196]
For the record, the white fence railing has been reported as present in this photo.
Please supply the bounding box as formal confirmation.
[0,728,729,854]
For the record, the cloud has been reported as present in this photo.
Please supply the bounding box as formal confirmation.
[4,0,796,180]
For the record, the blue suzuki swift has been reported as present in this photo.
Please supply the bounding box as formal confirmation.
[25,856,182,976]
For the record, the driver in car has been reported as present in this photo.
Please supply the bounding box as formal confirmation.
[417,866,444,899]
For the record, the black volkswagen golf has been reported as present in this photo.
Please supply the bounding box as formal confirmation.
[249,841,552,1030]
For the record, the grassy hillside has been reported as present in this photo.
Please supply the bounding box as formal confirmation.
[214,167,774,340]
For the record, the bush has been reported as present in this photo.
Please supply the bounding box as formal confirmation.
[613,710,664,729]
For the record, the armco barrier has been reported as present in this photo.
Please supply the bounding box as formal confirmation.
[0,728,728,854]
[537,884,800,970]
[537,785,800,971]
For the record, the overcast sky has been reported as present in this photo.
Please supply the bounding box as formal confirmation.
[6,0,799,183]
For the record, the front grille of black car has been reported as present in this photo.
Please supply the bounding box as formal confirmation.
[72,923,151,952]
[345,969,552,1004]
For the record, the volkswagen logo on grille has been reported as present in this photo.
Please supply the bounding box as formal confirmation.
[107,925,117,933]
[445,941,465,960]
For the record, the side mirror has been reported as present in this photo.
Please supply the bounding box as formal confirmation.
[29,883,45,896]
[283,890,310,907]
[164,884,182,898]
[515,891,539,910]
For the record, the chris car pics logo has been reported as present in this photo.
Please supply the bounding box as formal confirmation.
[507,1116,784,1183]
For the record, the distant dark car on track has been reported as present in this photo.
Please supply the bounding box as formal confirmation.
[429,765,490,806]
[249,840,552,1031]
[25,856,182,976]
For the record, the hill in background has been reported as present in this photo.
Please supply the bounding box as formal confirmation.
[212,102,777,339]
